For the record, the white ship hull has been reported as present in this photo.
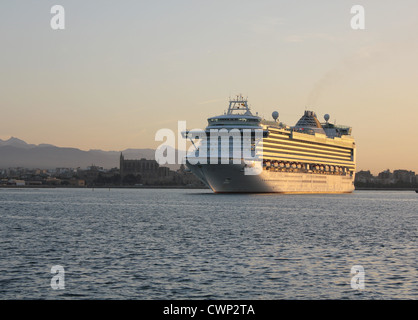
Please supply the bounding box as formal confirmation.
[187,162,355,194]
[183,96,356,194]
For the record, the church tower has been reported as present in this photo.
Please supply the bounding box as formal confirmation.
[120,153,124,177]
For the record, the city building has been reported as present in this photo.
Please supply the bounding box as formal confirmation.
[377,169,395,185]
[119,153,170,180]
[355,170,374,183]
[393,170,416,184]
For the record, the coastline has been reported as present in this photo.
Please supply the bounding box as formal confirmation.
[0,185,208,189]
[355,187,417,191]
[1,185,416,192]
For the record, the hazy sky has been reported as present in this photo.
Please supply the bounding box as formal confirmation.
[1,1,417,174]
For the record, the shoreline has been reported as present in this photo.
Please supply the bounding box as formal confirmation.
[0,185,208,189]
[1,185,416,192]
[355,187,417,191]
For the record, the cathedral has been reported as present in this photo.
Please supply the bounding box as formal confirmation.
[119,153,170,180]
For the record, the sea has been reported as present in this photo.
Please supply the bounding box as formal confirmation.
[0,188,416,300]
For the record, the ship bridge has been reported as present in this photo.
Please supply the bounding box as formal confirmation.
[206,95,261,129]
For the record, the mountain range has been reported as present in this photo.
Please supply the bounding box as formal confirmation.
[0,137,180,170]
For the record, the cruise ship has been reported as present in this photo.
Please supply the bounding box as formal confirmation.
[184,95,356,193]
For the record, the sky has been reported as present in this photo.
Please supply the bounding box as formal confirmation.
[1,0,418,174]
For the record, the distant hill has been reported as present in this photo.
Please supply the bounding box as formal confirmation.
[0,137,180,170]
[0,137,36,149]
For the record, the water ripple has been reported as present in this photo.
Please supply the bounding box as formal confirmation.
[0,189,417,299]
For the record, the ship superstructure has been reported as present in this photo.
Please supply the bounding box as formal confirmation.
[184,95,356,193]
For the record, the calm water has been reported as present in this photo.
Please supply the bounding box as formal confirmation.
[0,188,416,300]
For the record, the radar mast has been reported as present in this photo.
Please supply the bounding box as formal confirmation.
[227,94,252,116]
